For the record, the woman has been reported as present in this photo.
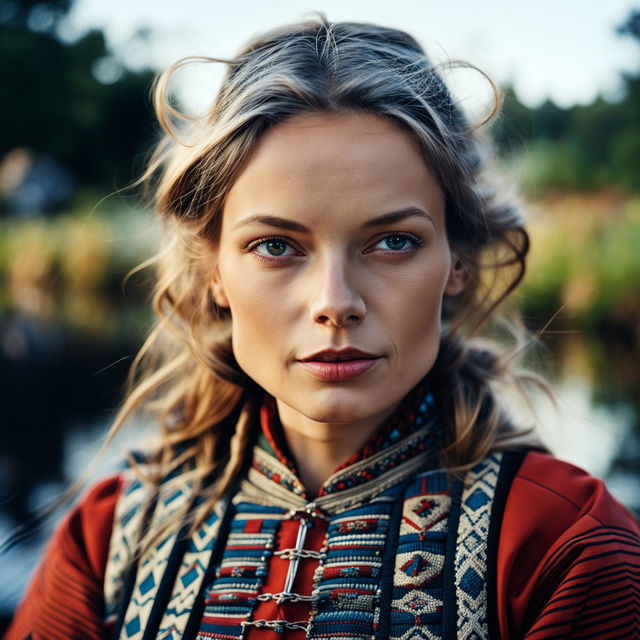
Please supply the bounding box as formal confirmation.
[6,15,640,640]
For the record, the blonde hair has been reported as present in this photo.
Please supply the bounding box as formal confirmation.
[111,15,544,543]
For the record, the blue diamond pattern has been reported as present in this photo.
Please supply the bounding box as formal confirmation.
[125,615,141,636]
[466,488,489,511]
[139,571,156,595]
[181,566,199,587]
[460,566,483,600]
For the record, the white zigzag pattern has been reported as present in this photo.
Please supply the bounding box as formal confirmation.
[156,505,225,639]
[455,452,501,640]
[119,476,193,640]
[104,472,148,619]
[392,625,441,640]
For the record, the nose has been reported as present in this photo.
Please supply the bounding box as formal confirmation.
[309,257,366,328]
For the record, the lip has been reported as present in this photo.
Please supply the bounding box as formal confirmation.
[298,359,380,381]
[299,347,379,362]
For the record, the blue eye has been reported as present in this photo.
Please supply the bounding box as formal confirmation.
[251,237,298,259]
[249,232,421,261]
[370,233,421,253]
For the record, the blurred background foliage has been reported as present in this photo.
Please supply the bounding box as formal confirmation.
[0,0,158,533]
[0,1,639,622]
[0,0,155,200]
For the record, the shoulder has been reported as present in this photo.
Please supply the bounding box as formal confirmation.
[506,450,639,533]
[494,450,640,638]
[4,474,125,640]
[42,473,126,583]
[75,473,125,519]
[67,474,126,577]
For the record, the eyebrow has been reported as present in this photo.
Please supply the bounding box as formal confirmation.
[231,206,434,232]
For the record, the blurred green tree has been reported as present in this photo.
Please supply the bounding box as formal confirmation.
[0,0,156,202]
[493,9,640,194]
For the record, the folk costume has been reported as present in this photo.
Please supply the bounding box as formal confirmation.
[6,382,640,640]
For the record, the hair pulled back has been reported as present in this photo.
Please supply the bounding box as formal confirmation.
[113,15,542,539]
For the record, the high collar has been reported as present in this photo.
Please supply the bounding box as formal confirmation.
[251,379,441,505]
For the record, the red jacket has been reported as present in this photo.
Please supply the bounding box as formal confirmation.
[6,450,640,640]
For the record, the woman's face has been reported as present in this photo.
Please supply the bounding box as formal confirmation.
[211,111,464,429]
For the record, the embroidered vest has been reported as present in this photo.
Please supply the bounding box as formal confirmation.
[104,395,518,640]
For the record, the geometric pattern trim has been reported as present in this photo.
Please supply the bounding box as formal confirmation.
[307,490,399,639]
[104,471,152,624]
[390,469,450,640]
[247,424,440,516]
[103,389,504,640]
[119,474,194,640]
[195,499,286,639]
[454,452,502,640]
[157,501,226,639]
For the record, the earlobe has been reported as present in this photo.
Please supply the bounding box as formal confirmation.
[210,265,230,308]
[444,255,466,296]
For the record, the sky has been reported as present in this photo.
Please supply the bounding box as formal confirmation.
[63,0,640,114]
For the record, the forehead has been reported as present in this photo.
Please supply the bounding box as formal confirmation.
[222,111,444,229]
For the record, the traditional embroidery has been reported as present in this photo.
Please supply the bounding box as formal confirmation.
[195,500,286,639]
[120,476,194,640]
[104,474,149,622]
[390,470,450,640]
[317,391,435,497]
[307,495,396,639]
[251,445,307,499]
[455,452,502,639]
[246,424,441,517]
[156,502,226,639]
[104,390,503,640]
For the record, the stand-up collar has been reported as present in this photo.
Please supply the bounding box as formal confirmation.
[252,379,441,504]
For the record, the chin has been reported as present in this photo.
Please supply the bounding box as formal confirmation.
[301,405,366,425]
[295,385,396,425]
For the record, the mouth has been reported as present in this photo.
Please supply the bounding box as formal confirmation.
[297,348,382,381]
[305,355,377,363]
[298,348,380,363]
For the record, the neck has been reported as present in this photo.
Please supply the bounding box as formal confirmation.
[275,399,400,496]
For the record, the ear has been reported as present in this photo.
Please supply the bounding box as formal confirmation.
[210,262,230,309]
[444,253,466,296]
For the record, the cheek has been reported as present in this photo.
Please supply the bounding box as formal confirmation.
[379,256,449,357]
[384,258,448,318]
[222,269,295,373]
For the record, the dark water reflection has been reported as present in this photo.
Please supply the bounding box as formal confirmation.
[0,322,638,623]
[544,332,640,512]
